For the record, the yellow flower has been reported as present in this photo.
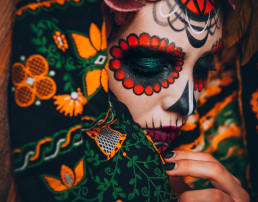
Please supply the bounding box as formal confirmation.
[53,31,68,52]
[71,22,106,59]
[54,88,87,117]
[43,159,84,192]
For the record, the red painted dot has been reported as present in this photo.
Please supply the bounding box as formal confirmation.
[194,80,198,90]
[177,61,183,66]
[150,36,160,48]
[154,83,161,92]
[123,78,134,89]
[111,47,122,58]
[110,59,121,70]
[167,76,174,84]
[175,48,181,55]
[119,40,129,51]
[172,71,179,78]
[162,80,168,88]
[167,43,175,52]
[139,33,150,46]
[133,84,144,95]
[159,39,167,50]
[145,86,153,95]
[115,70,125,80]
[175,66,182,71]
[127,35,139,47]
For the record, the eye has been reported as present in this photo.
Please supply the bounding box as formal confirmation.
[109,33,185,96]
[123,47,178,77]
[193,53,216,91]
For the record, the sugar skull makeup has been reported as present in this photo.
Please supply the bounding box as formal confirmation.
[109,33,185,96]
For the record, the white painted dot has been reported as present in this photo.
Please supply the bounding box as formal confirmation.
[11,87,15,92]
[20,55,26,61]
[35,100,41,106]
[71,92,78,100]
[49,70,56,76]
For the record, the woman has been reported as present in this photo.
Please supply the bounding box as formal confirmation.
[8,0,249,201]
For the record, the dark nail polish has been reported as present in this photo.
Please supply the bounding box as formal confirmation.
[162,151,175,159]
[164,163,176,171]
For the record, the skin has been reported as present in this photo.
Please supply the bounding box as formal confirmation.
[108,1,250,201]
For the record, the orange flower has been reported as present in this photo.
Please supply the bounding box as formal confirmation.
[85,62,109,97]
[71,22,106,59]
[12,54,56,107]
[54,88,87,117]
[43,159,84,192]
[250,90,258,119]
[53,31,68,52]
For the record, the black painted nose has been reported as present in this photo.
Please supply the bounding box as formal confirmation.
[166,81,196,116]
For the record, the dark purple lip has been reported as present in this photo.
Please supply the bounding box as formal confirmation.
[144,126,182,142]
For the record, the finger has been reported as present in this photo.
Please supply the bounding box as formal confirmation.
[163,150,241,185]
[164,159,249,202]
[179,188,234,202]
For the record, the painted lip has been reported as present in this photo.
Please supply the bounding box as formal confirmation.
[144,126,182,142]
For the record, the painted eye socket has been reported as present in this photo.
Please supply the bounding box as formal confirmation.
[193,53,216,91]
[109,33,185,96]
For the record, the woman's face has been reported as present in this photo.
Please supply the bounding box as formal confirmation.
[108,0,223,142]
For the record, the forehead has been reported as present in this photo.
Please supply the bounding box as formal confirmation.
[115,0,222,57]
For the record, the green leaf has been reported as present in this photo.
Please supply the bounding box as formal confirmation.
[37,46,47,54]
[117,168,121,175]
[95,176,100,183]
[127,161,132,168]
[132,155,138,161]
[128,192,135,200]
[31,38,41,46]
[115,187,123,192]
[135,189,140,196]
[135,174,142,180]
[112,191,118,199]
[41,36,47,45]
[97,184,105,190]
[119,192,126,198]
[30,24,38,33]
[129,178,135,185]
[143,163,149,169]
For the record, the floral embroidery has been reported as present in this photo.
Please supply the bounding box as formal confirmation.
[43,159,85,192]
[12,54,56,107]
[85,62,109,97]
[250,90,258,119]
[71,22,107,59]
[54,88,87,116]
[53,31,68,52]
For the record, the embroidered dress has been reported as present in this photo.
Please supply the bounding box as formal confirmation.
[9,0,171,201]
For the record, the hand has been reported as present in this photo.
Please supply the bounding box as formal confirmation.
[163,150,250,202]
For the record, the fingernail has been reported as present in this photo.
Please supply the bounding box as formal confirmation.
[164,162,176,171]
[162,151,175,159]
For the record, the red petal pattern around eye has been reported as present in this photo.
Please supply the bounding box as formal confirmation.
[111,47,122,58]
[154,83,161,93]
[115,70,125,80]
[167,43,175,52]
[150,36,160,48]
[110,33,185,96]
[123,78,134,88]
[162,80,168,88]
[134,84,144,95]
[127,35,138,47]
[145,85,153,95]
[119,40,129,51]
[159,39,167,50]
[110,59,121,70]
[180,0,214,15]
[139,33,150,46]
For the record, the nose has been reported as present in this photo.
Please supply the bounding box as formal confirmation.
[166,81,196,116]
